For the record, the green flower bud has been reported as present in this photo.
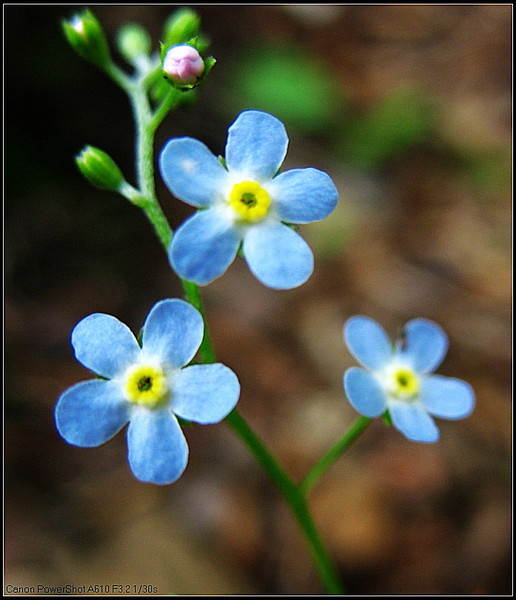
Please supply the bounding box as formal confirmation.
[76,146,125,191]
[116,23,151,65]
[162,8,201,46]
[62,9,111,69]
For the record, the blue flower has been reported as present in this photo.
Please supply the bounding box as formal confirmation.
[159,109,339,289]
[343,316,475,443]
[55,299,240,484]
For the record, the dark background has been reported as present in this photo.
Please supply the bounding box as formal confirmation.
[5,4,512,595]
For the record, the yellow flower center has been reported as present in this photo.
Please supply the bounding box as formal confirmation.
[124,364,169,408]
[386,366,420,401]
[228,180,271,223]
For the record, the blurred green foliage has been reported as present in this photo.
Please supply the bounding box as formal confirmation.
[338,88,434,170]
[232,43,342,134]
[462,150,512,193]
[231,44,436,171]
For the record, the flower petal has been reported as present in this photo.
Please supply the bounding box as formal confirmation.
[172,363,240,424]
[398,318,448,374]
[169,208,241,285]
[55,379,130,447]
[127,408,188,485]
[344,316,392,371]
[343,367,387,417]
[420,375,475,419]
[142,299,204,368]
[389,401,440,443]
[159,137,229,207]
[267,168,338,224]
[71,313,141,379]
[225,110,288,181]
[242,221,313,289]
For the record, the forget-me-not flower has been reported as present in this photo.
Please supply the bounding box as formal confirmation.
[159,110,339,289]
[343,316,475,442]
[55,299,240,484]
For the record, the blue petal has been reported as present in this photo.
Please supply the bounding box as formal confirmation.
[55,379,130,447]
[172,363,240,424]
[389,401,440,443]
[242,221,313,289]
[398,318,448,374]
[159,137,229,207]
[225,110,288,181]
[127,408,188,485]
[267,168,339,224]
[142,299,204,368]
[343,367,387,417]
[71,313,141,379]
[169,208,241,285]
[421,375,475,419]
[344,316,392,371]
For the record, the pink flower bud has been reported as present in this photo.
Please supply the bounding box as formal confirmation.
[163,44,205,85]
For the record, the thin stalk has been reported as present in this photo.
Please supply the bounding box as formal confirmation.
[149,88,182,132]
[129,80,172,248]
[300,415,372,495]
[225,409,345,594]
[180,277,344,591]
[104,62,132,90]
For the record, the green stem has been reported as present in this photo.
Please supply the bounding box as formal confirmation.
[129,83,171,245]
[300,416,372,495]
[181,279,218,364]
[177,284,344,591]
[180,280,344,593]
[104,62,132,90]
[225,409,344,594]
[150,88,182,132]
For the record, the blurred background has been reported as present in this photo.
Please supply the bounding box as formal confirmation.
[5,4,512,595]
